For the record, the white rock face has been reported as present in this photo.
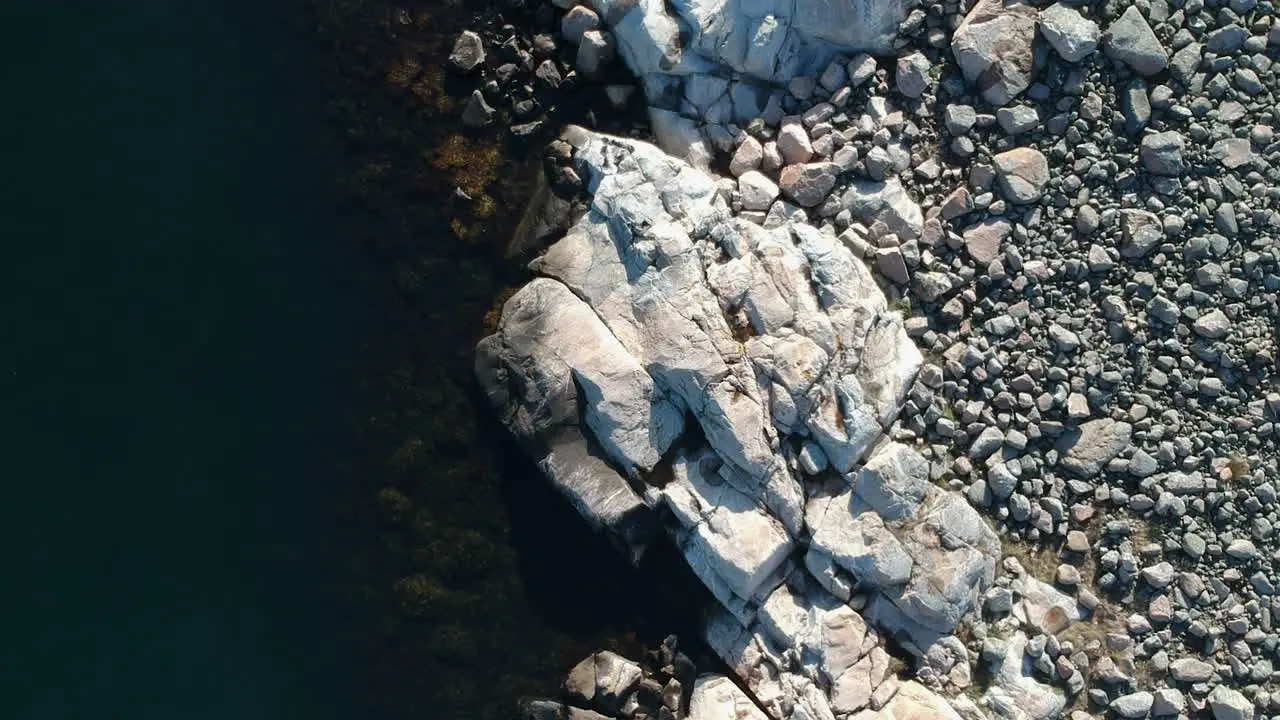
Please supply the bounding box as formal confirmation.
[478,129,1000,719]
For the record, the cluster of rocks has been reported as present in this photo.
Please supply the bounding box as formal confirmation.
[446,3,633,134]
[470,0,1280,718]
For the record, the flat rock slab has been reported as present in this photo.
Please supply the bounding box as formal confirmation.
[1056,418,1133,478]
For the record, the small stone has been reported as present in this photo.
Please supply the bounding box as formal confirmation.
[449,30,486,73]
[1152,688,1185,716]
[1057,564,1081,586]
[819,60,846,92]
[944,105,977,135]
[575,30,615,79]
[1212,138,1252,169]
[461,89,495,127]
[847,54,877,86]
[1207,684,1253,720]
[970,426,1006,460]
[963,219,1012,266]
[779,162,839,208]
[1169,657,1214,682]
[560,6,601,45]
[1193,309,1230,339]
[1118,209,1162,258]
[996,106,1039,135]
[992,148,1049,204]
[729,136,763,177]
[896,52,932,98]
[1039,3,1100,62]
[738,171,780,212]
[875,247,910,285]
[1141,561,1175,589]
[1140,131,1185,176]
[534,60,563,89]
[777,122,813,165]
[1110,691,1153,719]
[1227,539,1258,560]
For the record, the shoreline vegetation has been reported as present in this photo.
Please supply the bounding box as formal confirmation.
[292,0,714,717]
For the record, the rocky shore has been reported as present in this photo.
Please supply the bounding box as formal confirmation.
[458,0,1280,718]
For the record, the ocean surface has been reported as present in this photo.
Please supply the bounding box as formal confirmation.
[1,2,706,718]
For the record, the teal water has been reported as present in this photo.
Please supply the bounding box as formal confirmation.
[2,3,352,717]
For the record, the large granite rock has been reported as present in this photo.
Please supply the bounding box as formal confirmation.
[481,128,1000,720]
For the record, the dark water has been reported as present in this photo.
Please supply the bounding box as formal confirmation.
[2,2,714,718]
[2,3,351,717]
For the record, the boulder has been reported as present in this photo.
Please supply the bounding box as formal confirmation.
[951,0,1038,106]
